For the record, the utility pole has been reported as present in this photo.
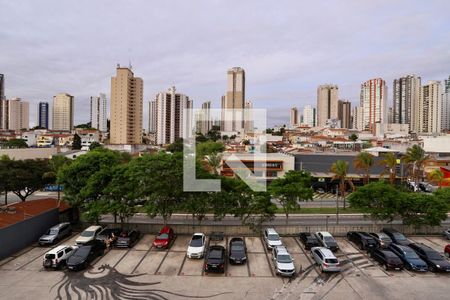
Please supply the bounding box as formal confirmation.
[336,185,339,225]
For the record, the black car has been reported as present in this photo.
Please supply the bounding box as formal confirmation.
[298,232,320,250]
[381,228,411,246]
[409,243,450,273]
[116,229,141,248]
[347,231,378,251]
[204,245,226,273]
[96,227,122,244]
[369,248,404,271]
[368,232,392,248]
[229,237,247,264]
[67,240,105,271]
[388,243,428,272]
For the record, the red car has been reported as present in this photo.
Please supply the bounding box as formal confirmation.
[445,244,450,258]
[152,226,175,249]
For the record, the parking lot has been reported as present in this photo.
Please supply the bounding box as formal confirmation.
[0,232,450,299]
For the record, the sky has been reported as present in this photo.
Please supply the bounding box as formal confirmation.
[1,0,449,128]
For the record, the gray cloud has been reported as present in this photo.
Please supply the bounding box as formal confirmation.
[0,0,449,127]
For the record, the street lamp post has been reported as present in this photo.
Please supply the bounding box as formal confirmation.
[326,215,329,231]
[336,185,339,225]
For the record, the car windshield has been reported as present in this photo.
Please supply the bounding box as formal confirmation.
[323,236,335,243]
[404,250,419,259]
[268,234,280,241]
[80,230,95,237]
[46,229,59,235]
[277,254,292,263]
[426,251,442,260]
[381,236,392,242]
[325,258,338,264]
[157,233,169,240]
[190,236,203,247]
[209,249,223,259]
[392,232,406,241]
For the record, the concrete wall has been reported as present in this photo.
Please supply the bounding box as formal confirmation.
[0,147,56,160]
[0,208,59,260]
[99,221,444,237]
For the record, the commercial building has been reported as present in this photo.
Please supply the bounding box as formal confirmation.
[317,84,338,127]
[442,76,450,131]
[0,98,29,130]
[352,106,364,131]
[418,81,442,133]
[90,93,107,132]
[338,100,351,129]
[198,101,212,135]
[155,86,193,145]
[38,102,49,129]
[290,107,299,127]
[302,105,316,127]
[221,67,245,132]
[393,75,421,131]
[360,78,387,133]
[52,93,74,131]
[148,100,157,133]
[110,65,143,144]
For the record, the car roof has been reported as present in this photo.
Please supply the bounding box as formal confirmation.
[312,247,336,258]
[159,226,172,233]
[209,245,225,250]
[47,244,72,253]
[51,222,70,229]
[85,225,102,231]
[317,231,332,236]
[274,246,289,254]
[392,244,412,251]
[192,233,204,237]
[266,228,278,234]
[410,243,435,252]
[382,228,401,233]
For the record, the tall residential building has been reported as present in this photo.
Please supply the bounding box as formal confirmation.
[155,86,193,145]
[317,84,339,127]
[442,76,450,131]
[338,100,351,129]
[388,107,394,124]
[360,78,387,132]
[90,93,107,132]
[110,65,143,144]
[0,98,29,130]
[0,74,4,100]
[198,101,212,135]
[302,105,316,127]
[352,106,364,131]
[244,100,253,133]
[38,102,49,129]
[52,93,74,131]
[445,76,450,93]
[393,75,421,131]
[148,100,157,133]
[221,67,245,132]
[290,107,299,127]
[418,81,442,133]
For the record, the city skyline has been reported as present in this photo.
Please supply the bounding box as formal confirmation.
[1,1,449,127]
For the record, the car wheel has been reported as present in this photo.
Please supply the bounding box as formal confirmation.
[384,264,389,271]
[359,243,364,250]
[429,266,436,273]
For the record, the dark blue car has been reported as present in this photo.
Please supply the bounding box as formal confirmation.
[388,243,428,272]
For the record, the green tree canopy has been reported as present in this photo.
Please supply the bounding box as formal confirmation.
[354,152,374,184]
[72,134,82,150]
[9,159,51,201]
[1,139,28,148]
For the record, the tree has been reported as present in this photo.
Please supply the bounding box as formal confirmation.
[403,145,429,184]
[0,155,13,205]
[349,133,358,141]
[166,138,183,152]
[9,159,51,201]
[206,126,221,142]
[222,135,229,141]
[242,139,250,146]
[354,152,374,184]
[72,134,82,150]
[43,155,71,202]
[379,153,397,184]
[268,170,313,224]
[399,193,448,227]
[196,141,224,158]
[2,139,28,148]
[428,169,444,188]
[75,122,93,129]
[82,199,109,224]
[89,142,102,151]
[348,181,403,222]
[330,160,353,209]
[204,153,223,175]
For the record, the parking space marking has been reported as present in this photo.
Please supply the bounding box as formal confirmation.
[153,250,170,275]
[115,249,147,274]
[179,256,203,276]
[1,247,48,271]
[134,251,166,275]
[177,253,188,276]
[112,248,131,268]
[131,245,153,274]
[294,237,321,277]
[133,234,153,251]
[260,237,275,277]
[281,237,302,253]
[245,236,264,253]
[169,235,189,252]
[423,237,448,251]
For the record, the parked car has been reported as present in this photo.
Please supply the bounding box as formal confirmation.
[272,246,296,277]
[187,233,206,259]
[388,243,428,272]
[314,231,339,252]
[153,226,175,249]
[443,228,450,240]
[408,243,450,272]
[67,240,105,271]
[347,231,378,251]
[116,229,140,248]
[210,232,224,242]
[263,228,283,250]
[76,225,104,245]
[229,237,247,265]
[43,245,77,269]
[368,232,392,248]
[298,232,320,250]
[38,222,72,246]
[445,245,450,258]
[310,247,341,273]
[204,245,226,273]
[96,227,122,244]
[381,228,411,246]
[369,248,404,271]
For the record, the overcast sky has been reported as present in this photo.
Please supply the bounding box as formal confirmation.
[1,0,449,127]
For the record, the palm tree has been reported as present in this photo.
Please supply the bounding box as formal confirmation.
[428,169,444,189]
[379,153,397,184]
[330,160,353,209]
[354,152,374,184]
[204,153,223,175]
[403,145,429,185]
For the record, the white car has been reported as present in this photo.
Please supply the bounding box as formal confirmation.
[311,247,341,273]
[75,225,103,245]
[187,233,206,259]
[272,246,296,277]
[263,228,283,250]
[43,244,77,269]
